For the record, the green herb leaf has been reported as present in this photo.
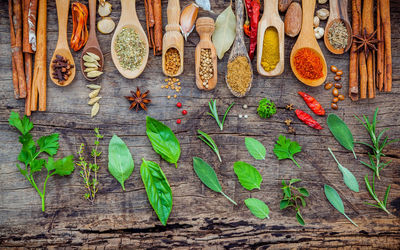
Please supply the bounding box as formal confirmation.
[146,116,180,167]
[233,161,262,190]
[8,111,33,135]
[244,198,270,219]
[327,114,356,158]
[46,155,75,176]
[140,159,173,226]
[328,148,359,192]
[197,130,222,162]
[364,174,391,214]
[296,211,305,226]
[193,157,237,205]
[280,199,290,210]
[37,133,59,156]
[207,99,234,131]
[212,4,236,59]
[257,98,277,119]
[273,135,302,168]
[298,187,310,197]
[108,135,134,190]
[30,159,46,173]
[324,184,358,227]
[18,134,36,165]
[245,137,266,160]
[289,178,302,185]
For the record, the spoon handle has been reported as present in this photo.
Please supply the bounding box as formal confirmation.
[166,0,180,32]
[88,0,97,36]
[234,0,244,42]
[56,0,70,47]
[120,0,138,23]
[264,0,279,17]
[329,0,349,21]
[299,0,316,37]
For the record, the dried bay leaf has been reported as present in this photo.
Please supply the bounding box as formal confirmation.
[212,4,236,59]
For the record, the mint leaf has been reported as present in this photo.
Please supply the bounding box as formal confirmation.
[46,155,75,176]
[273,135,302,168]
[8,111,33,135]
[37,133,59,156]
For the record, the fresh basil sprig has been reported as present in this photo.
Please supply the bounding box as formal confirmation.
[328,148,359,192]
[324,184,358,227]
[327,114,357,159]
[233,161,262,190]
[245,137,266,160]
[108,135,134,190]
[197,130,222,162]
[193,157,237,205]
[364,174,391,214]
[146,116,181,168]
[141,159,173,226]
[244,198,270,219]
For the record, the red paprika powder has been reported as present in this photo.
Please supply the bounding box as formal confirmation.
[293,48,324,80]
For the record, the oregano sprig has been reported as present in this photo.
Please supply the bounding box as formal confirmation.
[280,179,309,226]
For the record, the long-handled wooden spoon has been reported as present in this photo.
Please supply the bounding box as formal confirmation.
[290,0,327,87]
[324,0,352,54]
[81,0,104,81]
[162,0,184,77]
[111,0,149,79]
[225,0,253,97]
[256,0,284,76]
[49,0,76,86]
[195,17,217,90]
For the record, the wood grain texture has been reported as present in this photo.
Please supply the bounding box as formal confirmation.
[0,0,400,248]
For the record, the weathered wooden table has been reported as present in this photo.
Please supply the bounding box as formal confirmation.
[1,0,399,248]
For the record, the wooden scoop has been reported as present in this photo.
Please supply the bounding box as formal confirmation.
[162,0,184,77]
[195,17,217,90]
[49,0,76,86]
[289,0,327,87]
[111,0,149,79]
[324,0,352,54]
[80,0,104,81]
[225,0,253,97]
[256,0,284,76]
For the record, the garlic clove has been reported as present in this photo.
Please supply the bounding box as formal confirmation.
[180,3,199,41]
[313,16,320,28]
[316,8,329,20]
[314,27,324,39]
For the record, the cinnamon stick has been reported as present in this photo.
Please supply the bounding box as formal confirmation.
[349,0,361,101]
[11,56,19,99]
[23,0,32,53]
[361,0,374,99]
[24,53,32,116]
[380,0,392,92]
[153,0,162,55]
[9,0,19,98]
[377,1,384,91]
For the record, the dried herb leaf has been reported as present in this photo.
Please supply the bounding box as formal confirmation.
[212,4,236,59]
[327,114,356,158]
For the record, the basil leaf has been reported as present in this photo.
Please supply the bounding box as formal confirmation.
[244,198,270,219]
[324,184,358,227]
[328,148,359,192]
[146,116,181,167]
[245,137,266,160]
[108,135,134,190]
[233,161,262,190]
[140,159,173,226]
[327,114,356,159]
[193,157,237,205]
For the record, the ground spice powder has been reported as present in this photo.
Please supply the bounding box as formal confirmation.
[261,27,280,72]
[164,48,181,75]
[293,48,323,80]
[227,56,251,95]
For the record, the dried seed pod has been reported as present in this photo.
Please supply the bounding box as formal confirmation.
[87,71,104,78]
[86,52,100,61]
[84,62,98,68]
[91,102,100,117]
[87,84,101,90]
[334,83,342,89]
[332,88,339,96]
[325,82,333,89]
[331,103,338,110]
[330,65,338,72]
[180,3,199,41]
[88,96,102,105]
[338,94,345,100]
[84,67,99,72]
[89,89,101,98]
[83,55,97,63]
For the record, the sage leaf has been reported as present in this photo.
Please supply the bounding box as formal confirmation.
[212,4,236,59]
[324,184,358,227]
[245,137,266,160]
[146,116,181,168]
[193,157,237,205]
[327,114,356,158]
[108,135,134,190]
[244,198,270,219]
[140,159,173,226]
[233,161,262,190]
[328,148,359,192]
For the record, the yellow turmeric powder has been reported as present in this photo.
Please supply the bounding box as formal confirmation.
[261,27,280,72]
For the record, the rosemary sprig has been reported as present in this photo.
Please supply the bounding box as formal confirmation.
[207,99,235,130]
[364,174,391,215]
[355,108,398,179]
[197,130,222,162]
[76,128,103,203]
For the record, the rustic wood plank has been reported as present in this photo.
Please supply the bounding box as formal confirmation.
[0,0,399,248]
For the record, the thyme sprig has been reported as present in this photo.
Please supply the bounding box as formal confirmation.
[197,130,222,162]
[207,99,234,130]
[76,128,103,203]
[364,174,391,214]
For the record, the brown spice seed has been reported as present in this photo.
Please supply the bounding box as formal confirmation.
[332,88,339,96]
[324,82,333,90]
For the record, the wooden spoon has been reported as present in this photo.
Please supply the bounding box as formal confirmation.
[80,0,104,81]
[49,0,76,86]
[324,0,352,54]
[289,0,327,87]
[195,17,217,91]
[225,0,253,97]
[256,0,284,76]
[111,0,149,79]
[162,0,184,77]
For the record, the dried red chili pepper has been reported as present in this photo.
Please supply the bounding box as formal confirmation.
[295,109,323,130]
[298,91,325,116]
[249,0,260,61]
[244,0,252,37]
[244,20,250,37]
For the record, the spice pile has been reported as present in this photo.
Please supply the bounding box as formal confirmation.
[115,27,145,71]
[226,56,252,95]
[161,77,182,99]
[261,27,279,72]
[199,48,214,89]
[327,20,349,50]
[164,48,181,76]
[82,52,103,78]
[51,55,74,84]
[293,48,323,80]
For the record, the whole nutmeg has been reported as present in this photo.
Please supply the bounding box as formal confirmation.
[313,16,320,28]
[314,27,324,39]
[278,0,293,12]
[316,8,330,20]
[284,2,302,37]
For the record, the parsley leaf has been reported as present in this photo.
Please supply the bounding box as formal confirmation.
[17,134,37,165]
[273,135,302,168]
[50,155,75,176]
[30,159,46,173]
[8,111,33,135]
[37,133,59,156]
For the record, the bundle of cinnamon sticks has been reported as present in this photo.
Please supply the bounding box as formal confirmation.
[349,0,392,101]
[8,0,47,116]
[144,0,163,56]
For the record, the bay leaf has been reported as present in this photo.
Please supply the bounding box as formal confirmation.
[212,4,236,59]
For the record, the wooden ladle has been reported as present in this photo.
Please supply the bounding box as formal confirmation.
[290,0,327,87]
[111,0,149,79]
[195,17,217,90]
[80,0,104,81]
[49,0,75,86]
[256,0,284,76]
[225,0,253,97]
[324,0,352,54]
[162,0,184,77]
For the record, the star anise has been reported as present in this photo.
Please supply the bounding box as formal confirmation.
[353,28,380,58]
[125,87,151,112]
[286,104,294,111]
